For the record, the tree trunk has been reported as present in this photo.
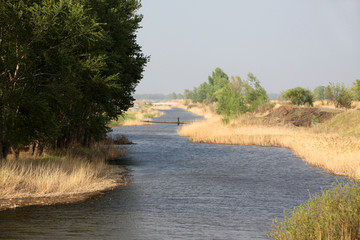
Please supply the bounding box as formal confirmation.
[0,103,3,161]
[11,147,19,160]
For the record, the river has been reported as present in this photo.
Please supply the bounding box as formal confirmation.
[0,108,343,239]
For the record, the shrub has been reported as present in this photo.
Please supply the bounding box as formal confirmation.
[283,87,314,106]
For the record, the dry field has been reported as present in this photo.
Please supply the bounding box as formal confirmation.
[178,102,360,179]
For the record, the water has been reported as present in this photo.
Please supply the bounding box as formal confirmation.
[0,108,344,239]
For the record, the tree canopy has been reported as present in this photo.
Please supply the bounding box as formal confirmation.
[0,0,147,159]
[184,68,268,116]
[283,87,314,106]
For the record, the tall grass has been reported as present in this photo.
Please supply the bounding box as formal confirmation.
[268,181,360,240]
[0,144,127,200]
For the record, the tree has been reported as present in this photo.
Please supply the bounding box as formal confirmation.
[313,86,326,101]
[167,92,178,100]
[216,73,268,116]
[183,89,193,99]
[283,87,314,106]
[207,67,229,101]
[325,82,353,108]
[335,87,353,109]
[351,79,360,101]
[216,84,247,116]
[0,0,147,159]
[325,82,341,102]
[195,82,211,103]
[243,73,268,111]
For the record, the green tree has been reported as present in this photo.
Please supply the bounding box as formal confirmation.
[324,82,353,108]
[335,86,353,109]
[195,82,211,103]
[283,87,314,106]
[325,82,341,102]
[0,0,147,159]
[351,79,360,101]
[312,86,326,100]
[243,73,268,111]
[216,84,247,116]
[183,89,193,100]
[207,67,229,101]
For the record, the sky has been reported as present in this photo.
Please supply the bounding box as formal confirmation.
[135,0,360,94]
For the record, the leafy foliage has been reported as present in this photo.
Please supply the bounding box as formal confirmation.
[312,86,326,101]
[283,87,314,106]
[324,82,353,109]
[335,87,353,109]
[351,79,360,101]
[184,68,268,116]
[216,84,247,116]
[0,0,147,159]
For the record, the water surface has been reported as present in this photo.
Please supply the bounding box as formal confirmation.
[0,108,343,239]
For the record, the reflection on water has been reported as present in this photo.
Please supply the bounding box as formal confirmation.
[0,108,344,239]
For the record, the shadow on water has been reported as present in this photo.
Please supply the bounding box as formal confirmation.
[0,108,345,240]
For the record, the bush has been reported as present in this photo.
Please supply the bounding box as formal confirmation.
[283,87,314,106]
[268,180,360,240]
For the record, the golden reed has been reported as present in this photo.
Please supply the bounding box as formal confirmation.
[0,146,128,200]
[178,114,360,179]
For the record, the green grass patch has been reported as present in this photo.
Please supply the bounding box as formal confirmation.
[108,113,137,127]
[143,113,155,118]
[268,180,360,240]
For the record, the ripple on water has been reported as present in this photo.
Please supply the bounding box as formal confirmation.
[0,108,345,240]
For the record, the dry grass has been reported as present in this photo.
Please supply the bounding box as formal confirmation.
[0,145,128,200]
[109,104,164,127]
[178,111,360,179]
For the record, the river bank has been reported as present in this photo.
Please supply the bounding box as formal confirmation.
[177,102,360,179]
[108,101,170,127]
[0,143,129,211]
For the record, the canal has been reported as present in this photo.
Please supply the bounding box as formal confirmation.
[0,108,343,239]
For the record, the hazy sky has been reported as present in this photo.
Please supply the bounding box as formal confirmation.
[135,0,360,94]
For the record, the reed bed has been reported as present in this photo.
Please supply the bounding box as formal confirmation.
[178,116,360,179]
[0,145,127,200]
[268,180,360,239]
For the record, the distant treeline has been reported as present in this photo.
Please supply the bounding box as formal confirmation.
[0,0,147,159]
[183,68,360,115]
[278,81,360,108]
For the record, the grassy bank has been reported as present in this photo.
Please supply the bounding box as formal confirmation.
[178,104,360,179]
[0,144,128,210]
[108,101,167,127]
